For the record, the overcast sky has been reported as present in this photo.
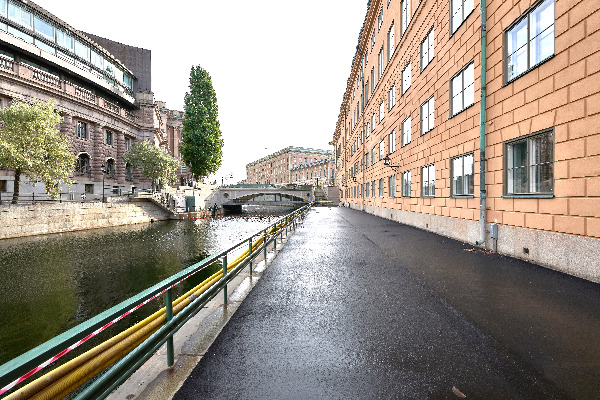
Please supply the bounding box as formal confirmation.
[32,0,366,183]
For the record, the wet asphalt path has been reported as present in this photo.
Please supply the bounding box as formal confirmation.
[174,207,600,399]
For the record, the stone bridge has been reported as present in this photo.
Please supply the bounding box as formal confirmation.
[205,184,314,211]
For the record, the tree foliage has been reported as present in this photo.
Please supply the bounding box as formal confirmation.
[180,65,223,178]
[0,99,75,203]
[122,140,179,190]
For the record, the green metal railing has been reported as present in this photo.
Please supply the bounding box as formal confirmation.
[0,204,310,399]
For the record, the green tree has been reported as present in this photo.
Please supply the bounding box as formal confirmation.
[179,65,223,178]
[0,99,75,203]
[122,140,179,192]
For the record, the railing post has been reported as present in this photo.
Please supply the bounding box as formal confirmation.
[263,229,267,260]
[165,289,174,367]
[222,255,228,305]
[273,224,277,251]
[248,236,253,275]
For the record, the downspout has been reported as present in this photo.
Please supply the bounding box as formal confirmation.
[361,47,366,211]
[475,0,487,246]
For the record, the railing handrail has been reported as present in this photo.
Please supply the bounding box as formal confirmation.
[0,204,310,393]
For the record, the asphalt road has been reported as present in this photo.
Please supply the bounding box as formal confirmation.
[174,207,600,399]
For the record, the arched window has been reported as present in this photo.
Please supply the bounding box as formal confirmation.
[106,158,115,178]
[125,162,132,181]
[75,153,91,177]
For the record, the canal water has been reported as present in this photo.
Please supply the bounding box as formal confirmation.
[0,208,290,366]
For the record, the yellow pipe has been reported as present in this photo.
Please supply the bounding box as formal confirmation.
[8,219,294,399]
[7,233,271,399]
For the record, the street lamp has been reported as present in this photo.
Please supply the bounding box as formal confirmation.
[383,154,400,172]
[100,163,106,203]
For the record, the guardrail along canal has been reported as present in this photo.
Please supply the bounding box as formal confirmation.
[0,212,287,366]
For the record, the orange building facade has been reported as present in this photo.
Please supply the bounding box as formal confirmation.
[333,0,600,281]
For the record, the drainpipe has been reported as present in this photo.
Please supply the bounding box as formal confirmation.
[360,46,366,211]
[475,0,487,247]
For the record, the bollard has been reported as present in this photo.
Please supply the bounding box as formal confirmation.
[248,236,253,275]
[165,289,174,367]
[222,255,228,305]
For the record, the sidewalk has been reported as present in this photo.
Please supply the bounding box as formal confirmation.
[173,207,600,400]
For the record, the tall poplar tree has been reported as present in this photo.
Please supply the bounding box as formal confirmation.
[180,65,223,178]
[0,99,75,203]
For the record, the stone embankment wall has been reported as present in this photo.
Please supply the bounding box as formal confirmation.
[0,198,172,240]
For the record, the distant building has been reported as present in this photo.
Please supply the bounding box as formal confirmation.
[334,0,600,281]
[0,0,186,199]
[246,147,334,185]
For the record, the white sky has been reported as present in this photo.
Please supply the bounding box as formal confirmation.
[32,0,366,183]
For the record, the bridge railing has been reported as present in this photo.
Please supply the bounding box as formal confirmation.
[0,204,311,399]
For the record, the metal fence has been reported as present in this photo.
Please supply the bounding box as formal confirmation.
[0,191,136,205]
[0,204,310,399]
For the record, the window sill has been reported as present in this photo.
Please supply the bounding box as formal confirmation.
[503,55,555,87]
[449,103,475,120]
[450,195,474,198]
[502,194,554,199]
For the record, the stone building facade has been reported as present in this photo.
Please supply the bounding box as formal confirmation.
[0,0,186,199]
[334,0,600,281]
[246,146,333,185]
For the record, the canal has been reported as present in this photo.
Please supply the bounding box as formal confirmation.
[0,210,288,366]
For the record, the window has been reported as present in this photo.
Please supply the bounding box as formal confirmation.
[402,62,411,94]
[401,0,411,36]
[125,137,131,151]
[402,170,411,197]
[402,116,411,146]
[0,180,6,192]
[74,39,90,62]
[451,0,474,33]
[77,121,87,139]
[421,96,435,134]
[379,140,385,161]
[378,8,383,31]
[387,22,395,61]
[452,153,474,196]
[106,159,115,179]
[451,62,475,116]
[388,85,395,110]
[365,80,369,103]
[125,163,133,181]
[106,130,113,146]
[56,29,73,51]
[8,1,32,29]
[75,153,91,176]
[0,0,5,17]
[421,164,435,197]
[371,31,375,50]
[366,122,370,138]
[34,15,54,41]
[371,113,375,130]
[378,47,384,80]
[379,178,385,198]
[371,67,375,94]
[372,181,376,198]
[366,182,370,197]
[389,175,396,198]
[421,27,435,70]
[84,184,94,194]
[379,101,384,122]
[388,130,396,153]
[505,129,554,195]
[505,0,554,83]
[372,146,377,165]
[7,26,32,43]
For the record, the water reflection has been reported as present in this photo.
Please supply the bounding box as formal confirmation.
[0,208,290,364]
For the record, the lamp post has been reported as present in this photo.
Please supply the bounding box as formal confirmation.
[357,44,366,211]
[100,163,106,203]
